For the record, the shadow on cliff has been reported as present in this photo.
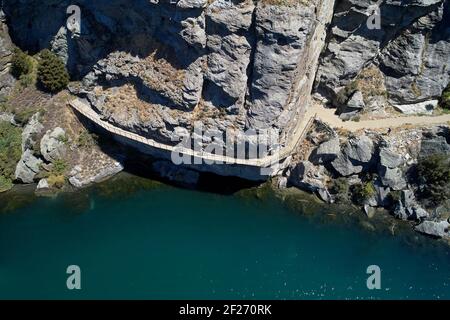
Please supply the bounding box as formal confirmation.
[3,0,203,79]
[72,107,260,195]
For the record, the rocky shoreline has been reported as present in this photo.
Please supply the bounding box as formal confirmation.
[278,119,450,240]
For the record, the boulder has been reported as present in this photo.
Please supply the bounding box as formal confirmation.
[40,127,67,163]
[394,100,438,115]
[317,188,334,204]
[379,147,404,169]
[393,190,429,221]
[15,150,43,183]
[331,136,375,176]
[415,221,450,238]
[310,137,340,164]
[419,135,450,157]
[288,161,326,191]
[378,165,407,190]
[36,178,50,190]
[346,91,365,110]
[364,204,376,218]
[21,113,44,152]
[373,179,390,207]
[69,161,124,188]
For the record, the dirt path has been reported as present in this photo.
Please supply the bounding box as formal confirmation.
[308,103,450,132]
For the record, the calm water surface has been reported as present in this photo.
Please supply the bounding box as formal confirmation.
[0,174,449,299]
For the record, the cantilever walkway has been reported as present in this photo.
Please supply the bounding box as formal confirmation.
[70,99,315,168]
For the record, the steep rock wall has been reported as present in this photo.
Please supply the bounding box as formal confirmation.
[2,0,334,152]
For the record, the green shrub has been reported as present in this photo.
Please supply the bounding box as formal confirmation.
[52,159,68,175]
[11,48,33,78]
[0,175,13,193]
[353,181,376,204]
[330,177,350,203]
[0,121,22,181]
[77,131,98,148]
[417,154,450,205]
[37,49,69,93]
[14,109,37,126]
[388,190,401,203]
[440,84,450,110]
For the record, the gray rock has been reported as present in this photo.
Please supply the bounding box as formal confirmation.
[317,188,334,204]
[331,136,375,176]
[40,127,67,163]
[315,0,449,106]
[36,178,50,190]
[21,113,44,152]
[69,161,124,188]
[373,179,390,207]
[393,190,429,221]
[346,91,365,110]
[419,135,450,157]
[288,161,326,192]
[378,165,407,190]
[379,147,404,169]
[394,100,438,115]
[415,221,450,238]
[177,0,208,9]
[311,137,340,164]
[364,204,376,218]
[15,150,43,183]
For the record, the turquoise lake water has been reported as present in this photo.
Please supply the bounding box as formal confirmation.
[0,174,449,299]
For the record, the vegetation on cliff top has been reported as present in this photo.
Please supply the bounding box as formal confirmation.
[37,49,69,93]
[11,47,36,88]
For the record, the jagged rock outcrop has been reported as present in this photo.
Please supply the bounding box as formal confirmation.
[415,220,450,238]
[331,135,376,176]
[69,161,124,188]
[21,113,44,152]
[0,18,15,101]
[15,149,43,183]
[315,0,450,111]
[40,127,67,162]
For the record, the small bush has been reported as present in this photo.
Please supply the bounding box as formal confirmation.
[353,181,376,204]
[37,49,69,93]
[52,159,68,175]
[47,175,65,189]
[330,177,350,203]
[0,121,22,181]
[14,109,37,126]
[57,134,69,144]
[11,48,33,78]
[77,131,98,148]
[0,175,13,193]
[417,154,450,205]
[440,84,450,110]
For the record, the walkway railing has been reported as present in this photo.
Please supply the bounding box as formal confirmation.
[69,99,316,168]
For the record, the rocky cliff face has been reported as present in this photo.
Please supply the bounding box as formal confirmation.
[2,0,334,149]
[315,0,450,113]
[0,12,15,101]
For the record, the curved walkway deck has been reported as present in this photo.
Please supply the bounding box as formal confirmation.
[70,99,315,168]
